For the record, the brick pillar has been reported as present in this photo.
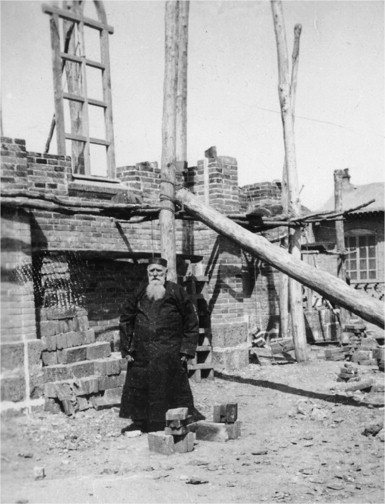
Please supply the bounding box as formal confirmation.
[1,137,29,189]
[0,206,43,413]
[117,161,160,205]
[191,154,249,372]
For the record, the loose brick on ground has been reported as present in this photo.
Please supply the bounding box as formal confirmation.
[148,432,175,455]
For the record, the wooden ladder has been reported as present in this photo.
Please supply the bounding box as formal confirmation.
[42,1,115,179]
[183,275,214,382]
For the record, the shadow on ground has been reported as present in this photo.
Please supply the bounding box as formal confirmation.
[214,370,379,408]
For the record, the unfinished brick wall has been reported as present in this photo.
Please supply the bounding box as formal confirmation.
[239,181,283,338]
[185,156,249,371]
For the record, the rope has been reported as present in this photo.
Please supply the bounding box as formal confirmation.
[159,194,175,203]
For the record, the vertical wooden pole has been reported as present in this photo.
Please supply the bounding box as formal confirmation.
[278,23,302,339]
[50,14,66,155]
[94,0,116,178]
[271,0,307,361]
[160,1,179,282]
[278,237,289,337]
[334,169,349,324]
[175,0,189,171]
[176,1,191,259]
[63,1,84,172]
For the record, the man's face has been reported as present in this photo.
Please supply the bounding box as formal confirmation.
[147,265,167,286]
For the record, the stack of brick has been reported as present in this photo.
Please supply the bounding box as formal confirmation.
[187,403,241,442]
[148,407,195,455]
[41,307,127,415]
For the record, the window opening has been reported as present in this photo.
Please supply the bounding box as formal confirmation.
[345,234,377,281]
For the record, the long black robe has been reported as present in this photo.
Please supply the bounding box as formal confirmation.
[119,280,199,432]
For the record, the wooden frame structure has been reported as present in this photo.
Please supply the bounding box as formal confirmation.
[42,1,116,179]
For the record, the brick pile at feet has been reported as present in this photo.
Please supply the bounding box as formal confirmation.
[188,403,242,441]
[148,408,195,455]
[148,403,242,455]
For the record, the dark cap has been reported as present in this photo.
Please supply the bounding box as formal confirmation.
[148,257,168,268]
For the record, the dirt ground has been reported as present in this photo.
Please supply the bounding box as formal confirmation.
[1,356,384,504]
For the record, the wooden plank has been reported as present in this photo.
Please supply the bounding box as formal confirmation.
[60,52,105,70]
[42,3,114,33]
[89,137,110,146]
[100,28,116,178]
[187,363,214,370]
[175,188,384,329]
[49,15,66,155]
[63,92,85,103]
[87,98,107,108]
[62,6,85,175]
[77,20,91,176]
[65,133,109,146]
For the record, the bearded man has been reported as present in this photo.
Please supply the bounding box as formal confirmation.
[119,257,199,433]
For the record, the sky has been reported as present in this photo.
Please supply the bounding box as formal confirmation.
[1,0,384,210]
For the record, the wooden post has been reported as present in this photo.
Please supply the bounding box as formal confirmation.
[175,0,189,172]
[278,25,302,339]
[334,169,349,324]
[278,237,289,337]
[160,1,179,282]
[49,14,66,155]
[175,188,384,329]
[271,0,307,361]
[63,1,85,173]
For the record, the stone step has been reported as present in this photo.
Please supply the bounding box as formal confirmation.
[44,372,126,398]
[91,387,123,411]
[56,341,111,365]
[42,329,95,352]
[43,352,126,383]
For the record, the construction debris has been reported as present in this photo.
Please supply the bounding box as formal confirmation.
[337,363,359,382]
[362,421,384,437]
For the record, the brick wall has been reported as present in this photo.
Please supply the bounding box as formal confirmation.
[240,180,282,212]
[0,138,255,407]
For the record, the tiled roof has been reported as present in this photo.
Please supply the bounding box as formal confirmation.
[318,182,384,214]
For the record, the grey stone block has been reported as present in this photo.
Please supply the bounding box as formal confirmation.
[187,421,229,442]
[148,432,175,455]
[0,342,24,371]
[213,345,250,372]
[211,322,248,347]
[86,342,111,361]
[0,374,26,402]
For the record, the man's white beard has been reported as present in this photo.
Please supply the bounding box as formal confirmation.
[146,282,166,301]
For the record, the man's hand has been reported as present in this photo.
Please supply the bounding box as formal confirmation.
[180,354,189,364]
[126,355,134,363]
